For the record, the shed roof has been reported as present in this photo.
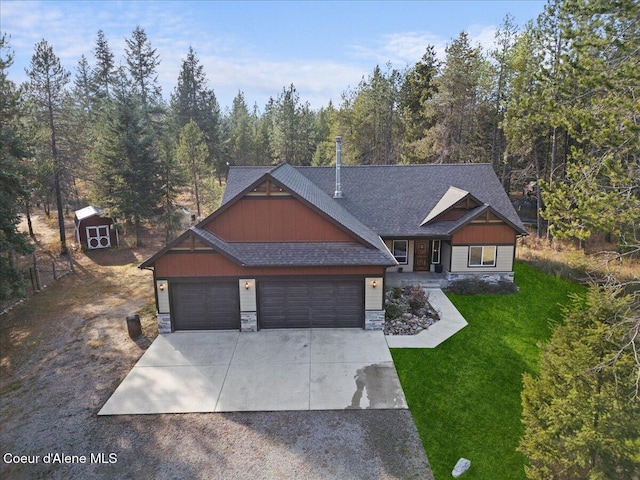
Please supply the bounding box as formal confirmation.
[74,206,104,221]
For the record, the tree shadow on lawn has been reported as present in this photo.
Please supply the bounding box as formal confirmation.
[85,247,139,267]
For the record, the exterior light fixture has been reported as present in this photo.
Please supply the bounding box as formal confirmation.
[244,282,251,290]
[371,280,378,288]
[159,282,165,292]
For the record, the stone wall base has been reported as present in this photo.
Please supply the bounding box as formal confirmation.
[157,313,172,334]
[446,271,515,285]
[365,310,385,330]
[241,311,257,332]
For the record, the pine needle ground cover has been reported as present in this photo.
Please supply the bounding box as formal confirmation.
[391,262,585,479]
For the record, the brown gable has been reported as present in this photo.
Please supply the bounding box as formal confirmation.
[452,223,516,245]
[203,196,356,243]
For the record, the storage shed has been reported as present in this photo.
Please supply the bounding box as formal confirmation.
[74,206,119,250]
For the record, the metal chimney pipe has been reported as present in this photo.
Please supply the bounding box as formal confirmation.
[334,136,343,198]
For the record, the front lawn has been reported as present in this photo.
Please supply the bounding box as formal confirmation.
[391,262,585,479]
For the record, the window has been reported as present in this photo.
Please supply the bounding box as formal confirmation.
[468,246,496,267]
[431,240,441,264]
[392,240,408,264]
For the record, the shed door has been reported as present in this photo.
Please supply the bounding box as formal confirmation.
[86,225,110,249]
[258,279,363,329]
[171,281,240,330]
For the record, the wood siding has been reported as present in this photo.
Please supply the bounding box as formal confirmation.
[205,197,355,242]
[452,223,516,245]
[155,251,384,277]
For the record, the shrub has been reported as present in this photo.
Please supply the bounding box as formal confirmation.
[408,286,428,314]
[385,303,404,320]
[445,278,519,295]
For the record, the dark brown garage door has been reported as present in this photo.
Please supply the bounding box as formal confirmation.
[170,281,240,330]
[258,279,363,329]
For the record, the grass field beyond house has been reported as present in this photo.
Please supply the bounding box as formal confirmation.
[391,262,585,480]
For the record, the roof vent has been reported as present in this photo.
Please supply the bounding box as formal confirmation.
[334,136,343,198]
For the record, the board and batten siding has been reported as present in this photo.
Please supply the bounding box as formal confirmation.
[451,223,516,245]
[450,245,514,272]
[206,197,354,243]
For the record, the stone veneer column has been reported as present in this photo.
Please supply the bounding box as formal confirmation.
[365,310,385,330]
[157,313,171,334]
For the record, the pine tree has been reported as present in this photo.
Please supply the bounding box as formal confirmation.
[346,64,401,165]
[539,0,640,245]
[520,285,640,479]
[93,83,161,246]
[0,34,35,300]
[399,46,439,162]
[226,91,257,166]
[92,29,115,102]
[170,46,223,179]
[270,84,318,166]
[177,120,208,219]
[125,26,161,108]
[422,32,486,163]
[487,14,519,185]
[25,39,71,255]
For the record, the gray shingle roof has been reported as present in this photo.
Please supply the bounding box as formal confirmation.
[222,166,272,205]
[193,227,394,267]
[296,164,526,236]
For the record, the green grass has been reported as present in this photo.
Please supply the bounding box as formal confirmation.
[391,262,585,479]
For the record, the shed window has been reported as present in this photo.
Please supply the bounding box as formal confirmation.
[392,240,408,265]
[468,246,496,267]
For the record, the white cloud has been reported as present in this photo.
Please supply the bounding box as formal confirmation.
[468,24,498,54]
[196,54,366,110]
[349,31,448,68]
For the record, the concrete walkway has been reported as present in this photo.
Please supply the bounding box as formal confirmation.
[99,329,407,415]
[385,289,468,348]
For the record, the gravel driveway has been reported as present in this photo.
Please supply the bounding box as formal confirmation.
[1,246,433,479]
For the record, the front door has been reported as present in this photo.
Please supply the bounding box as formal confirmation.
[414,240,430,271]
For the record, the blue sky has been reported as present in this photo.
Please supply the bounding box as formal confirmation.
[1,0,546,110]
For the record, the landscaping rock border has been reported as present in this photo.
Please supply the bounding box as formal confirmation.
[384,286,440,336]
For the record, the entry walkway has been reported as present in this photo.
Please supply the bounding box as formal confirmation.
[385,289,468,348]
[99,329,407,415]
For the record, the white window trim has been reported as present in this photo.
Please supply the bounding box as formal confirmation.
[392,240,409,265]
[431,240,441,264]
[468,245,497,267]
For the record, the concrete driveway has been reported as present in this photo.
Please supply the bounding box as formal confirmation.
[99,329,407,415]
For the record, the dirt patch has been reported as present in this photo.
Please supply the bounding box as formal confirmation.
[1,215,432,479]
